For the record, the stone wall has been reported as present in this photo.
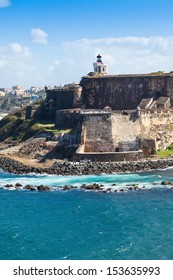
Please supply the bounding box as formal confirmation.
[111,114,141,150]
[139,110,173,150]
[81,113,114,152]
[55,110,82,129]
[74,150,143,162]
[81,112,141,153]
[80,109,173,154]
[80,74,173,110]
[46,74,173,112]
[46,84,82,111]
[46,89,74,110]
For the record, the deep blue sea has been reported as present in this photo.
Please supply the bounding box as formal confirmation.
[1,167,173,260]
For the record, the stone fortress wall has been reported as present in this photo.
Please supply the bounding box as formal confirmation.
[80,74,173,110]
[81,113,113,152]
[139,109,173,150]
[45,63,173,160]
[79,109,173,155]
[46,73,173,111]
[46,84,82,110]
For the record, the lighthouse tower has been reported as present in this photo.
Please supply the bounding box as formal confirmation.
[93,54,107,75]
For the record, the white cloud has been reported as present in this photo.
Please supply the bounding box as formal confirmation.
[31,28,48,45]
[0,42,44,87]
[0,59,8,67]
[2,36,173,88]
[63,36,173,50]
[0,0,10,7]
[62,36,173,75]
[54,58,74,65]
[47,59,75,83]
[8,43,31,58]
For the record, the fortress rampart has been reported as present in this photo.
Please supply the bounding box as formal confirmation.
[44,69,173,160]
[46,84,82,110]
[46,73,173,111]
[80,74,173,110]
[79,109,173,154]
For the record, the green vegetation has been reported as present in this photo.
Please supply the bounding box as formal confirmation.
[166,124,173,131]
[0,115,38,142]
[167,143,173,150]
[150,71,165,75]
[35,121,71,133]
[16,121,43,142]
[157,143,173,158]
[0,114,72,143]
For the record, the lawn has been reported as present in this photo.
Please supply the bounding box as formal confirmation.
[157,143,173,158]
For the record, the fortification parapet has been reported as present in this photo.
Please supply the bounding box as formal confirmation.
[46,83,82,110]
[80,73,173,110]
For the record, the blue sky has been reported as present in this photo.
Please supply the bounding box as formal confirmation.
[1,0,173,88]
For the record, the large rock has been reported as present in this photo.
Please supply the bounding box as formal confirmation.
[139,137,156,156]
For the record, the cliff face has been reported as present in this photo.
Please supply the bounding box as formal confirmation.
[80,74,173,110]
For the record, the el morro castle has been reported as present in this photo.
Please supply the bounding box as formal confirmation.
[44,54,173,161]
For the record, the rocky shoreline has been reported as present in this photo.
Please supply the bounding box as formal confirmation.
[2,180,173,193]
[2,180,173,192]
[1,156,173,194]
[1,156,173,175]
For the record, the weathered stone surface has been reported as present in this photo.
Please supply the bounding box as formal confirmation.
[46,84,82,111]
[80,74,173,110]
[139,138,156,156]
[81,114,114,152]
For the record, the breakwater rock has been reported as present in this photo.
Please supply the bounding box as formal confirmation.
[2,181,173,193]
[1,156,173,175]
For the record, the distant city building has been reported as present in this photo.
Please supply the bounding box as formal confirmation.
[93,54,107,75]
[0,88,6,92]
[12,85,26,97]
[30,86,38,94]
[30,86,46,100]
[12,85,24,91]
[31,94,39,101]
[0,91,6,97]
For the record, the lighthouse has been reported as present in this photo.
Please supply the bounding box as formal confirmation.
[93,54,107,75]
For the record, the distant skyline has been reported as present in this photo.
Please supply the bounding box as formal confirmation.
[1,0,173,87]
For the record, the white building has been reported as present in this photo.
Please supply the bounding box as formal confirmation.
[93,54,107,75]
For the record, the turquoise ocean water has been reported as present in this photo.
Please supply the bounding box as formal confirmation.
[1,168,173,260]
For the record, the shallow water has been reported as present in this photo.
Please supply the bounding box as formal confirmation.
[0,168,173,259]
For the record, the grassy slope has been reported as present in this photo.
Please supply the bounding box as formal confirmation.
[156,143,173,158]
[0,109,72,143]
[0,114,41,142]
